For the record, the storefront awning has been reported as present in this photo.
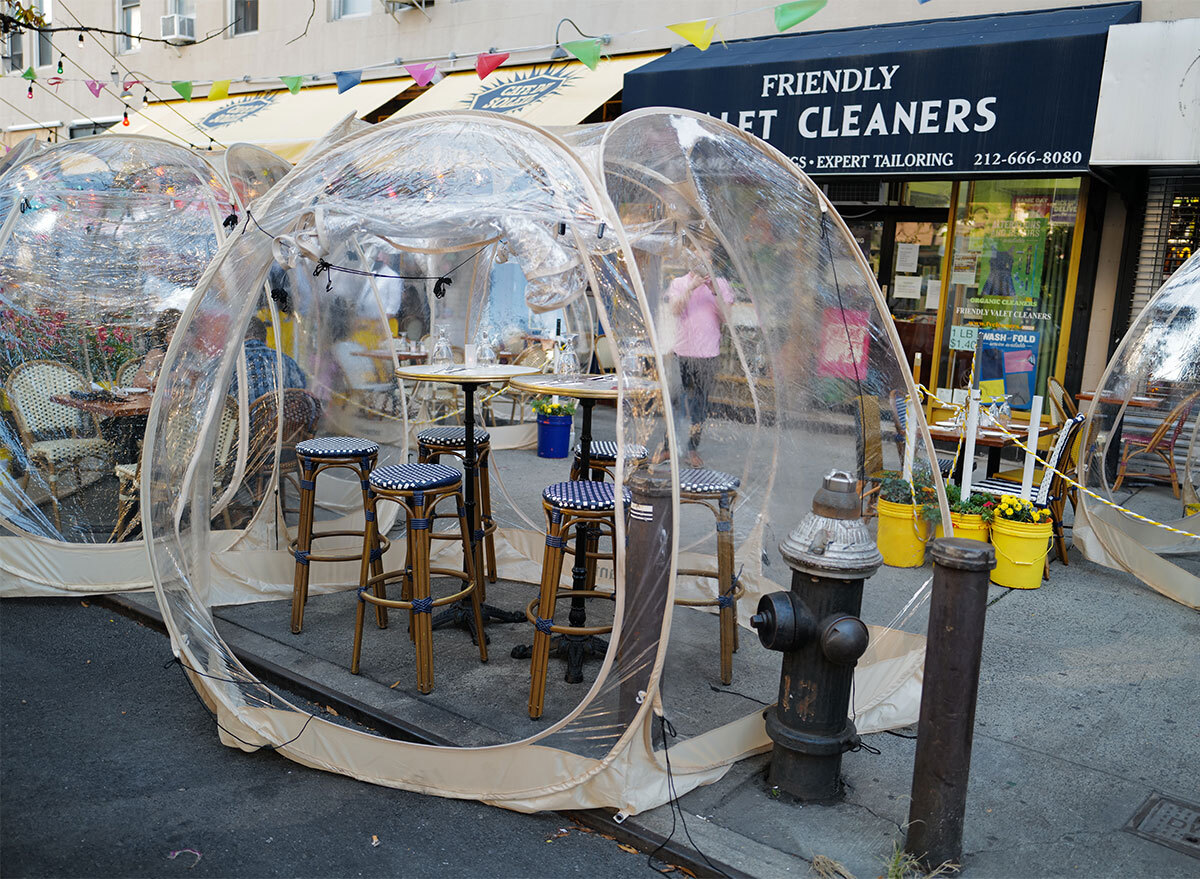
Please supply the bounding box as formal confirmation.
[1091,19,1200,166]
[624,4,1139,177]
[122,79,412,161]
[389,53,661,125]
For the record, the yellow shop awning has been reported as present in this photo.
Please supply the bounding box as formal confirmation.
[389,53,662,126]
[123,79,413,161]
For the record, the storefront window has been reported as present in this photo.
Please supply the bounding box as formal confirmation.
[936,177,1082,411]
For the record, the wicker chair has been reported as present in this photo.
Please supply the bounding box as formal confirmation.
[114,356,144,388]
[490,344,554,425]
[5,360,115,532]
[1113,391,1200,498]
[244,389,323,515]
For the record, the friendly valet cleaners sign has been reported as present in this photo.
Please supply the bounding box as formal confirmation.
[623,4,1139,176]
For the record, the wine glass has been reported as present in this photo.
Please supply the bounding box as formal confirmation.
[477,326,498,367]
[431,326,453,368]
[556,332,581,375]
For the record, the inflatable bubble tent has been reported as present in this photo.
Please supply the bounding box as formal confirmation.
[1075,250,1200,609]
[145,109,949,813]
[0,135,238,594]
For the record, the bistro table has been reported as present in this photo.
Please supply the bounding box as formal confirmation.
[505,372,621,681]
[395,362,540,640]
[927,416,1061,480]
[50,391,152,464]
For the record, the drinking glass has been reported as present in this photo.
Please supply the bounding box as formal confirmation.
[556,332,581,374]
[431,326,453,367]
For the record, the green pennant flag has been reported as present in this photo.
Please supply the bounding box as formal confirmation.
[562,39,602,71]
[280,75,303,94]
[21,66,36,81]
[171,80,193,101]
[775,0,826,31]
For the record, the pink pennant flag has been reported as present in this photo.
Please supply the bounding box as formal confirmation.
[404,62,439,88]
[85,79,105,98]
[475,52,508,79]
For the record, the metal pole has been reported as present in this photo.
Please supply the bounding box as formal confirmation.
[905,537,996,869]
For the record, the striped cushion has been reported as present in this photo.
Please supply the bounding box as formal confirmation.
[369,463,460,492]
[935,456,956,476]
[679,468,740,494]
[417,426,490,447]
[543,480,630,511]
[296,436,379,458]
[971,478,1056,505]
[572,440,650,463]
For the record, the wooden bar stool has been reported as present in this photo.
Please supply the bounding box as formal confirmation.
[417,426,498,583]
[352,462,487,694]
[676,468,742,685]
[526,480,628,719]
[290,437,390,635]
[568,440,650,482]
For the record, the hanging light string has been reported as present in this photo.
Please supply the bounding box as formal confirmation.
[0,92,57,135]
[10,1,815,99]
[57,0,227,150]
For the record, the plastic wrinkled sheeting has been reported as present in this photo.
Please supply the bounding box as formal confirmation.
[1075,250,1200,608]
[143,109,947,814]
[0,135,238,596]
[221,143,292,210]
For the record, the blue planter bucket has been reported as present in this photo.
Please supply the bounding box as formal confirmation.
[537,414,573,458]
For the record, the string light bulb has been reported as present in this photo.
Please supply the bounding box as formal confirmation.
[57,55,63,74]
[78,32,85,45]
[27,83,33,99]
[122,108,129,126]
[142,88,149,107]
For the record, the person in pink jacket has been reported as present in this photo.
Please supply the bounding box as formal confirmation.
[665,270,734,468]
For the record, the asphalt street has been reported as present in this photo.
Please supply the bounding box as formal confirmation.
[0,598,657,879]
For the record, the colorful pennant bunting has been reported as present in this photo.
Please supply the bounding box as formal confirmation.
[404,62,439,88]
[475,51,509,79]
[208,79,231,101]
[774,0,827,31]
[562,39,602,71]
[667,19,717,51]
[281,75,303,94]
[85,79,105,97]
[21,67,36,81]
[334,69,362,94]
[171,80,194,101]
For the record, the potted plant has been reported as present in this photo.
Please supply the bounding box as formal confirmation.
[923,483,991,543]
[983,494,1053,590]
[877,472,935,567]
[532,397,576,459]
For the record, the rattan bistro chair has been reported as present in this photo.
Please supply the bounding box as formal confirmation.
[114,356,144,388]
[5,360,115,532]
[1113,391,1200,498]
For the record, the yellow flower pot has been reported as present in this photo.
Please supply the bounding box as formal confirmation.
[934,512,990,543]
[877,498,928,567]
[990,516,1053,590]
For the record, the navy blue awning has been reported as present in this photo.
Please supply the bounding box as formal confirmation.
[623,3,1141,176]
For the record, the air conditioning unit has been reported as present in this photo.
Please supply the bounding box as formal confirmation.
[160,14,196,46]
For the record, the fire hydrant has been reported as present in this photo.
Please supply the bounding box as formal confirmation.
[750,469,882,800]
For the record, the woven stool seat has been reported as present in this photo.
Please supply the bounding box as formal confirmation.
[572,440,649,462]
[679,468,740,494]
[417,425,490,446]
[543,480,630,511]
[296,436,380,458]
[370,463,460,492]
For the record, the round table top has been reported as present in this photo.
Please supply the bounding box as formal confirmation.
[507,372,620,399]
[395,363,540,385]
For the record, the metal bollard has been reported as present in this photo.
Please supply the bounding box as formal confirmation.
[750,470,882,800]
[905,537,996,869]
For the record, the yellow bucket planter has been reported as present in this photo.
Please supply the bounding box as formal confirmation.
[935,512,989,543]
[991,516,1053,589]
[877,498,928,567]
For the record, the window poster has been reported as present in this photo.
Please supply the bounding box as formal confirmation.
[974,328,1040,409]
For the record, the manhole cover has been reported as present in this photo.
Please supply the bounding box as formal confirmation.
[1125,793,1200,859]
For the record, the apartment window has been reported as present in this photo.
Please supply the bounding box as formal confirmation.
[333,0,372,19]
[4,30,23,73]
[230,0,258,35]
[168,0,196,13]
[33,0,53,67]
[118,0,141,53]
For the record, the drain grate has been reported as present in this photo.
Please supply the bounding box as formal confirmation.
[1125,793,1200,859]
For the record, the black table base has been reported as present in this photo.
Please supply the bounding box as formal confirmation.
[510,634,608,683]
[432,600,524,645]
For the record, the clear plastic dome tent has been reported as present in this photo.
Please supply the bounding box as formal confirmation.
[0,135,237,596]
[1075,250,1200,609]
[144,109,947,813]
[220,143,293,208]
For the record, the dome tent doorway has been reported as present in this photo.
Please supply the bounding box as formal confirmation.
[143,110,948,814]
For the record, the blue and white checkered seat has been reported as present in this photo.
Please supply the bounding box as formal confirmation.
[417,426,491,447]
[296,436,380,458]
[971,413,1086,508]
[543,480,631,511]
[369,463,461,492]
[572,440,650,463]
[679,468,740,495]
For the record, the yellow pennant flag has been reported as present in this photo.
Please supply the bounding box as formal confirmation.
[208,79,231,101]
[667,19,717,51]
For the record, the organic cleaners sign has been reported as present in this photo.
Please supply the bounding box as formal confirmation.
[623,5,1136,175]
